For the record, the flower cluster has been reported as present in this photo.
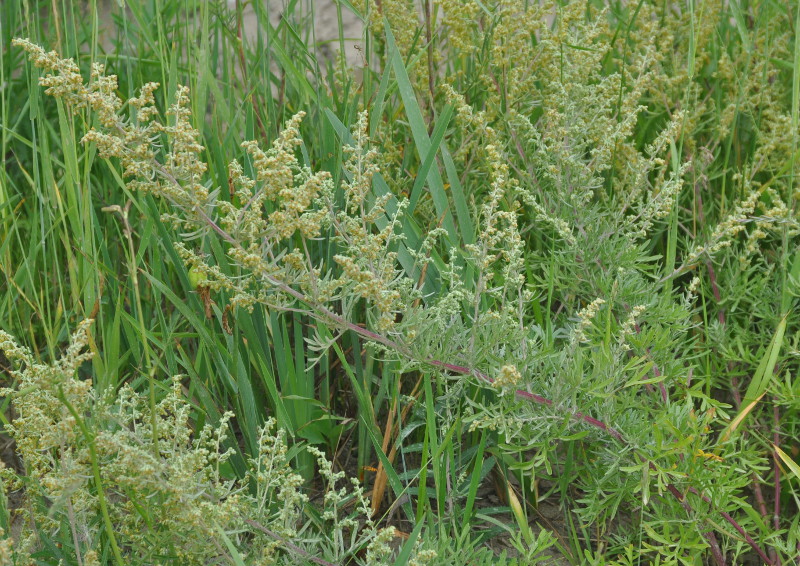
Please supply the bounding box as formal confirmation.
[0,322,412,564]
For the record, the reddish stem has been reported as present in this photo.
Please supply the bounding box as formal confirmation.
[651,360,668,404]
[429,359,770,562]
[150,159,773,564]
[687,486,773,565]
[665,484,726,566]
[705,260,726,325]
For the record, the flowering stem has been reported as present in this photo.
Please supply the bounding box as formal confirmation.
[243,519,338,566]
[58,387,125,566]
[179,197,773,563]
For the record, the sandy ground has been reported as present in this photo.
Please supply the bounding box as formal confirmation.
[94,1,365,68]
[232,1,365,67]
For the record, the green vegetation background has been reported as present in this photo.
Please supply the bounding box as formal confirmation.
[0,0,799,564]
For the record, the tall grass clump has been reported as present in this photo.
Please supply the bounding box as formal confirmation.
[1,0,799,564]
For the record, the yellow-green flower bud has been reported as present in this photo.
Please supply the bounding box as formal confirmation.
[188,266,204,289]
